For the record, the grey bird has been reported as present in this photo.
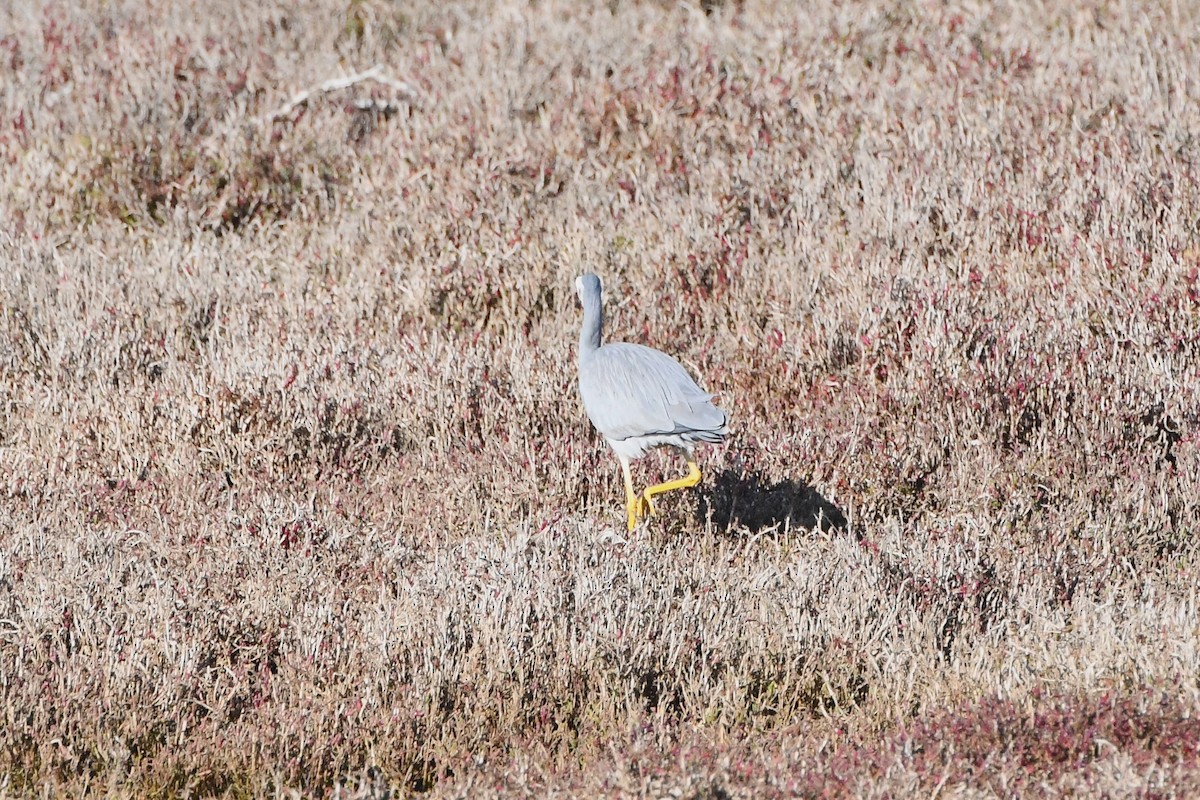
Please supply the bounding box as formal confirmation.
[575,272,728,531]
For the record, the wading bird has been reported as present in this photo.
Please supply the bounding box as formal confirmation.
[575,273,728,531]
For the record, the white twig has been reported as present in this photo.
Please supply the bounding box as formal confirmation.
[258,65,418,123]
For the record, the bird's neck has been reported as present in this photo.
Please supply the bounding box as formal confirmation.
[579,294,603,356]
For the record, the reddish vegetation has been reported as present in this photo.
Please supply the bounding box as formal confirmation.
[822,691,1200,795]
[2,0,1200,796]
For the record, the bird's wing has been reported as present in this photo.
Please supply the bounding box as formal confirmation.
[579,343,726,441]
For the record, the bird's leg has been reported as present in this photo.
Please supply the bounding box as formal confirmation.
[620,459,650,532]
[642,454,702,513]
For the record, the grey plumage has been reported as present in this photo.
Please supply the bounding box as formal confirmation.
[579,343,726,450]
[575,272,728,530]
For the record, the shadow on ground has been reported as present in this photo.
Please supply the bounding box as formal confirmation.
[699,470,847,534]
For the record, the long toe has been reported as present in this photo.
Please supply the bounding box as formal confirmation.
[638,493,656,517]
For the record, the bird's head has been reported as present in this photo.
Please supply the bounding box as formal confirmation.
[575,273,602,306]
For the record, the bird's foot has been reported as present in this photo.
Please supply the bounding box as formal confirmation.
[625,496,655,531]
[639,492,657,517]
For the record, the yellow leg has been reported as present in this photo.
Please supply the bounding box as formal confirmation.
[620,459,651,532]
[642,455,702,514]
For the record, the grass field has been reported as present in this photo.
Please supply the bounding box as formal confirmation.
[3,0,1200,796]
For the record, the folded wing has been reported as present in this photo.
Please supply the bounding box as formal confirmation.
[579,343,727,442]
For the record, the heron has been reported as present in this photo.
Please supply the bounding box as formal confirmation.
[575,272,728,531]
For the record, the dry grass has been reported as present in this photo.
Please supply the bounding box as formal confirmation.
[3,0,1200,795]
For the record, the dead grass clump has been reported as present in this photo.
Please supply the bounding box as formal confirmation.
[4,0,1200,795]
